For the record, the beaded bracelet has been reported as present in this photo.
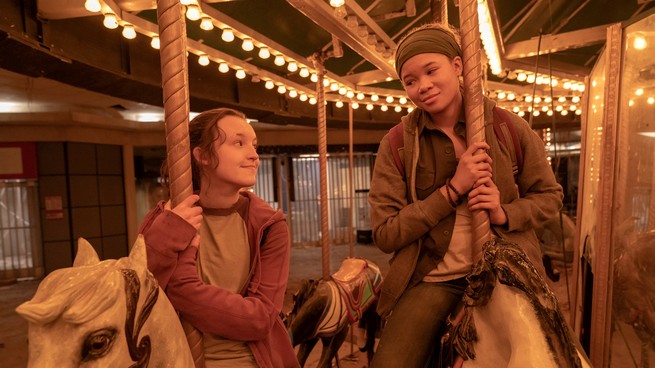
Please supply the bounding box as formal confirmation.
[444,182,458,208]
[446,179,463,200]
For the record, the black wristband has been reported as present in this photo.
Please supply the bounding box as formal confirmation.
[447,179,463,199]
[444,183,458,208]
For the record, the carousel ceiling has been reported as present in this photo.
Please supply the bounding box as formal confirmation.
[0,0,654,134]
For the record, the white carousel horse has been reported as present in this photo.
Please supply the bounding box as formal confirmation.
[15,236,194,368]
[441,237,592,368]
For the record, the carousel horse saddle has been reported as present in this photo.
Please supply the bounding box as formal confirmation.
[331,258,383,323]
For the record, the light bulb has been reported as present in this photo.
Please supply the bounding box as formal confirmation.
[200,17,214,31]
[218,62,229,73]
[366,104,374,111]
[381,105,388,111]
[386,96,394,103]
[299,68,310,78]
[356,93,365,100]
[329,0,345,7]
[330,82,339,91]
[103,14,119,29]
[371,94,379,102]
[346,90,354,99]
[335,101,344,108]
[84,0,101,13]
[399,97,407,104]
[242,38,254,52]
[186,5,201,21]
[352,102,359,109]
[407,107,414,113]
[309,97,317,105]
[122,24,137,39]
[277,85,287,94]
[274,55,285,66]
[310,74,318,83]
[289,90,298,98]
[323,79,330,87]
[338,87,347,95]
[150,36,160,49]
[180,0,193,4]
[221,28,235,42]
[394,106,402,112]
[299,94,308,102]
[287,62,298,72]
[258,47,271,59]
[235,69,247,79]
[198,55,210,66]
[264,80,275,89]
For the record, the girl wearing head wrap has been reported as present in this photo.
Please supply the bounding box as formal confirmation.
[368,23,563,367]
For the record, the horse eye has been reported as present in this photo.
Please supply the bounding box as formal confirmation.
[82,328,117,361]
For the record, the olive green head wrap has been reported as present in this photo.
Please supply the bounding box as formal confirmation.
[395,27,462,77]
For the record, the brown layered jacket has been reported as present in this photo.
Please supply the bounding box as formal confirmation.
[368,97,563,318]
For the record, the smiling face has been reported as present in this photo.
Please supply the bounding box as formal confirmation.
[195,115,259,194]
[400,53,463,121]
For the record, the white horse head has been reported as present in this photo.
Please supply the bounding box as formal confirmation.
[16,236,194,368]
[443,237,591,368]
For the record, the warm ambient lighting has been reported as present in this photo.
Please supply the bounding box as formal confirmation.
[198,55,210,66]
[200,17,214,31]
[122,24,137,39]
[235,69,247,79]
[299,68,310,78]
[274,54,286,66]
[103,13,119,29]
[258,47,271,59]
[329,0,345,7]
[264,80,275,89]
[478,0,502,75]
[242,38,254,51]
[218,62,230,73]
[84,0,101,12]
[186,5,201,21]
[150,36,160,49]
[221,28,235,42]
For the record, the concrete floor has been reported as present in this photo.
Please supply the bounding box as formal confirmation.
[0,242,589,368]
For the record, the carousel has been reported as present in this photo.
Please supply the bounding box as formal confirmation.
[0,0,654,367]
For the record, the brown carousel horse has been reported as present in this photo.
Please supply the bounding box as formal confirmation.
[15,237,194,368]
[285,258,383,368]
[440,237,592,368]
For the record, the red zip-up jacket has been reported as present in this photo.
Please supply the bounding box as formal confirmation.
[139,191,299,368]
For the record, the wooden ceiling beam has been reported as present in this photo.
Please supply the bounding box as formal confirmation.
[504,24,608,60]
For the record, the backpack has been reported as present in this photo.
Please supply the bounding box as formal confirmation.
[388,106,523,178]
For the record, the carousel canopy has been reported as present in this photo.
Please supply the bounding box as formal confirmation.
[0,0,653,138]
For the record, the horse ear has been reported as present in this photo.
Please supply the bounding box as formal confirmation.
[73,238,100,267]
[128,235,149,274]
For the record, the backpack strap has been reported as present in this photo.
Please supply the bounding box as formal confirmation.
[492,107,523,177]
[388,123,405,177]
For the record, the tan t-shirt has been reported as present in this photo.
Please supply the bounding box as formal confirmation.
[423,201,474,282]
[197,197,256,366]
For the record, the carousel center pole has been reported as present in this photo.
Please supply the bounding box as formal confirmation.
[459,0,491,261]
[155,1,204,367]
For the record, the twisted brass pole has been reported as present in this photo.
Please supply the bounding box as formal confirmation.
[459,0,490,261]
[312,57,330,279]
[155,1,204,367]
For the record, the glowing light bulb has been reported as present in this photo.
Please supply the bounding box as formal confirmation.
[338,87,347,95]
[309,97,317,105]
[381,105,388,111]
[221,28,235,42]
[329,0,345,7]
[356,93,365,100]
[299,94,308,102]
[242,38,254,52]
[198,55,210,66]
[264,80,275,89]
[299,68,310,78]
[310,74,318,83]
[330,82,339,91]
[84,0,101,13]
[186,5,200,21]
[258,47,270,59]
[103,13,119,29]
[399,97,407,104]
[634,35,647,50]
[235,69,246,79]
[394,106,402,112]
[386,96,394,103]
[150,36,160,49]
[371,94,379,102]
[352,102,360,109]
[274,55,285,66]
[218,62,229,73]
[287,62,298,72]
[122,24,137,39]
[277,85,286,94]
[346,90,354,99]
[289,90,298,98]
[200,17,214,31]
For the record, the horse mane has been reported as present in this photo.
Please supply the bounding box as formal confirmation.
[450,237,581,368]
[290,279,321,318]
[17,259,127,325]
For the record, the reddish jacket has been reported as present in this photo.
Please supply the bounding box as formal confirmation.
[139,191,299,368]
